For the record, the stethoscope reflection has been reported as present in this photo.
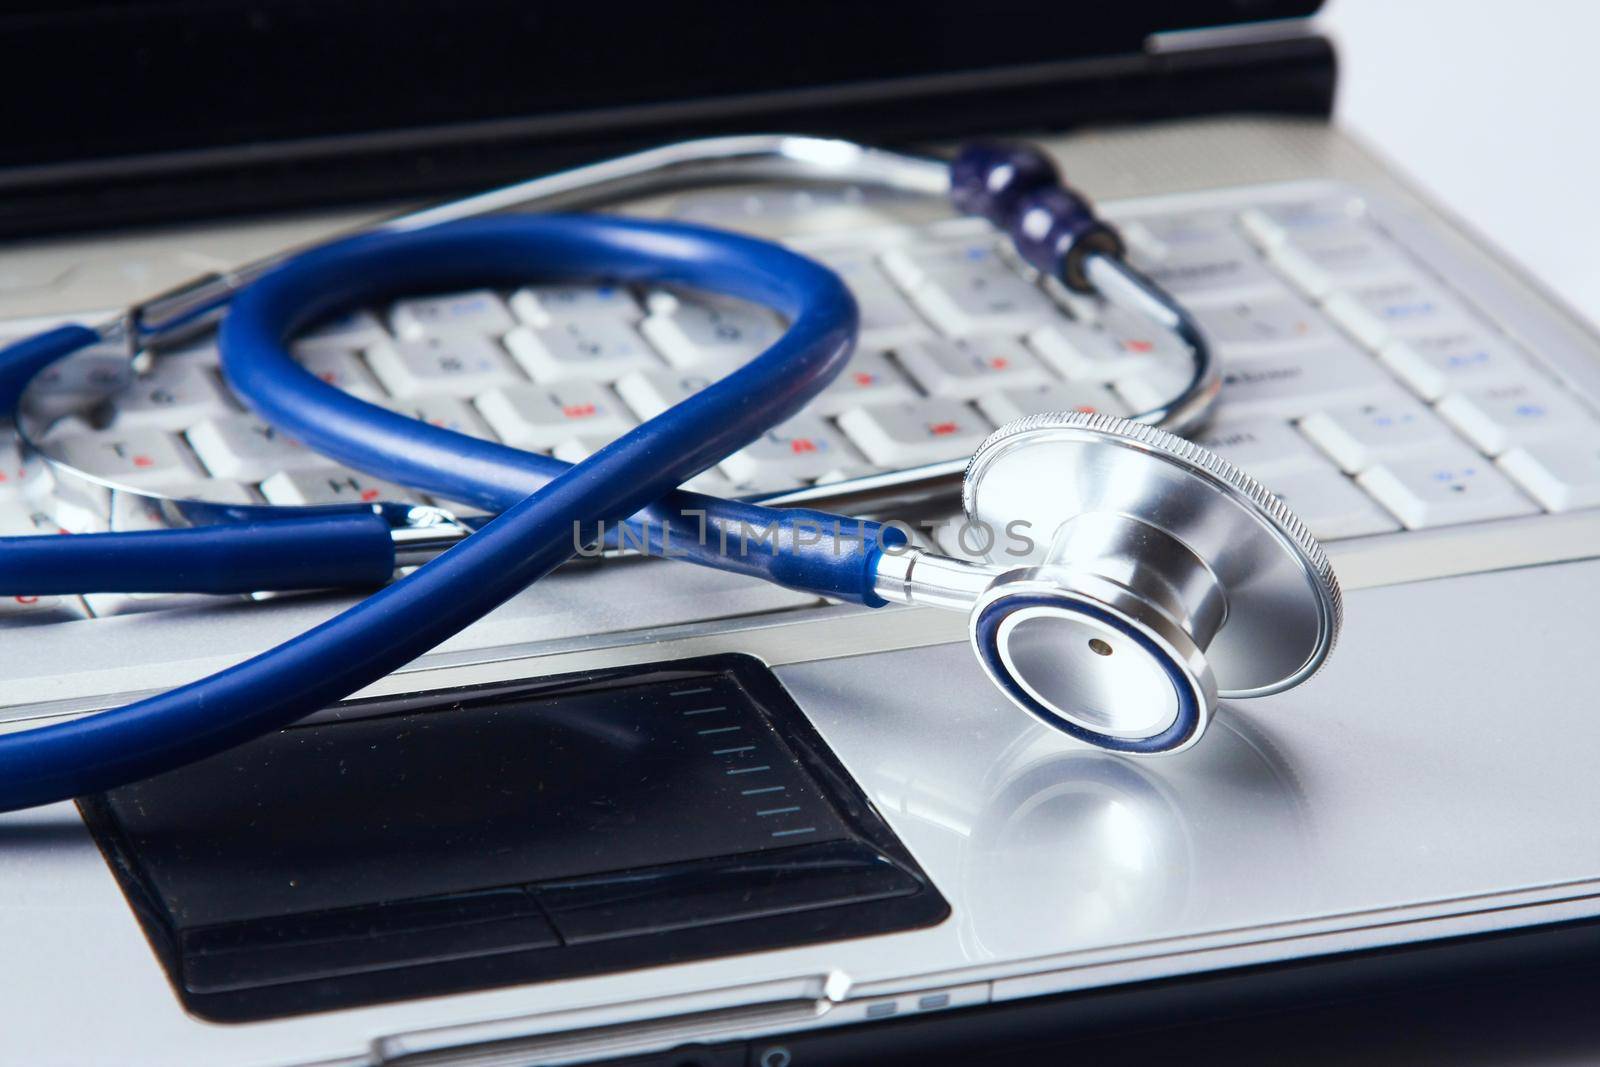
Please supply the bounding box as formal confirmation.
[906,707,1315,961]
[958,751,1192,958]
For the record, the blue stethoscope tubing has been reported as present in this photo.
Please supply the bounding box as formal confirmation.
[0,214,902,812]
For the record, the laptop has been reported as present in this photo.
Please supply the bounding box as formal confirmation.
[6,1,1600,1063]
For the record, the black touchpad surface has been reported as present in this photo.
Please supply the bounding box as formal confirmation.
[80,655,947,1022]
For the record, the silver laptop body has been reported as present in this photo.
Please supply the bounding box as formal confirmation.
[4,15,1599,1067]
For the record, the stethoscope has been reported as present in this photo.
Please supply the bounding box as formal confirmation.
[0,136,1341,813]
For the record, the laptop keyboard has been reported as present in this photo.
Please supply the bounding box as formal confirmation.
[4,181,1600,628]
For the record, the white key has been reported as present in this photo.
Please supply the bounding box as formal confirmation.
[614,363,738,421]
[1192,418,1328,478]
[52,429,203,488]
[260,468,416,506]
[109,361,235,429]
[1262,467,1400,540]
[836,399,992,467]
[292,347,387,401]
[1126,231,1276,298]
[386,396,498,440]
[1112,359,1201,415]
[811,248,932,348]
[1322,275,1467,350]
[102,491,174,532]
[719,414,868,486]
[975,382,1128,425]
[1116,223,1168,264]
[0,503,70,537]
[294,309,389,352]
[899,256,1058,338]
[1028,318,1179,383]
[1206,345,1400,421]
[1117,211,1237,262]
[1191,294,1333,356]
[856,282,933,349]
[1262,223,1404,299]
[811,350,919,415]
[640,295,785,367]
[0,594,88,626]
[1238,203,1291,245]
[158,340,222,367]
[1101,305,1193,360]
[1299,396,1456,473]
[1379,328,1531,400]
[1358,445,1539,528]
[475,382,635,450]
[1436,380,1593,455]
[889,244,1062,337]
[503,318,660,382]
[365,335,521,399]
[879,238,1011,289]
[186,415,324,481]
[1499,433,1600,512]
[1237,193,1367,249]
[893,337,1053,400]
[31,469,114,533]
[509,284,641,327]
[389,289,515,339]
[683,467,739,496]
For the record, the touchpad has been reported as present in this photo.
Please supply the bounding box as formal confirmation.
[79,654,946,1022]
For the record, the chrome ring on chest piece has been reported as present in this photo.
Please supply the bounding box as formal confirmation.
[874,412,1343,754]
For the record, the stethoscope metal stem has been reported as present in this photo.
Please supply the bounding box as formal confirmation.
[122,136,952,350]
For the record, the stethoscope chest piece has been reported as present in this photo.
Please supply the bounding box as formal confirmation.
[961,412,1342,754]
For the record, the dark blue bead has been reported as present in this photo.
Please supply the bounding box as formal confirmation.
[1006,185,1124,291]
[949,139,1124,291]
[949,142,1059,224]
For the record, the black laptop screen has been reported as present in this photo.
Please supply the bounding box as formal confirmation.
[4,0,1320,172]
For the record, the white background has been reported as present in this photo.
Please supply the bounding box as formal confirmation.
[1320,1,1600,328]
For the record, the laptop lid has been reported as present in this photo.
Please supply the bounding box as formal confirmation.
[0,1,1328,236]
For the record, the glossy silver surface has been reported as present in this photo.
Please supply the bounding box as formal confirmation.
[962,412,1342,700]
